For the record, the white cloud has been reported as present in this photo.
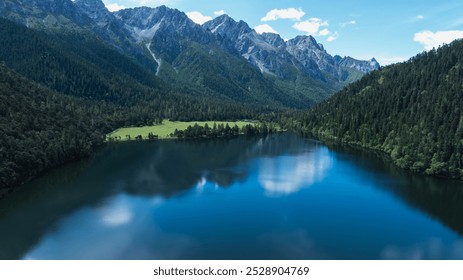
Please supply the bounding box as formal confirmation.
[214,10,225,16]
[414,30,463,50]
[186,11,212,25]
[254,24,279,34]
[261,8,305,22]
[376,56,408,65]
[340,20,356,27]
[327,32,339,42]
[292,18,329,36]
[318,28,330,36]
[416,15,424,20]
[103,2,126,12]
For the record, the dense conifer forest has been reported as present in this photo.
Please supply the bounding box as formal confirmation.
[172,122,277,139]
[0,65,110,193]
[0,16,289,194]
[2,13,463,196]
[297,40,463,179]
[0,62,279,194]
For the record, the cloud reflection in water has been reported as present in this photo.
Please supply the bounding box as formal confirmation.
[258,147,333,196]
[99,196,133,227]
[23,194,198,259]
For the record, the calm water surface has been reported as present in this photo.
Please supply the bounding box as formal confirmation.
[1,133,462,259]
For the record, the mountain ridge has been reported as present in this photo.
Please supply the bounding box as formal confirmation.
[0,0,380,109]
[203,14,379,81]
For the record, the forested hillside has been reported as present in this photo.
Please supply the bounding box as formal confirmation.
[0,64,113,194]
[300,40,463,179]
[0,0,378,195]
[0,60,268,195]
[0,17,278,195]
[0,19,269,119]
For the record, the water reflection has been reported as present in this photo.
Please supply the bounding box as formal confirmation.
[259,229,328,259]
[24,194,198,260]
[258,147,333,196]
[0,134,312,259]
[326,143,463,236]
[0,134,462,259]
[381,238,463,260]
[99,196,135,227]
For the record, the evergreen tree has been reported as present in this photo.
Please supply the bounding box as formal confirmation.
[296,39,463,179]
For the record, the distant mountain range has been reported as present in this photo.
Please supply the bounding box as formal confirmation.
[0,0,379,108]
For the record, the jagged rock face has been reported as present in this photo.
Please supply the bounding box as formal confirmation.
[203,15,381,81]
[115,6,216,63]
[286,35,340,79]
[335,56,380,73]
[73,0,136,46]
[204,15,267,59]
[261,33,286,49]
[0,0,91,28]
[2,0,135,50]
[116,6,200,39]
[0,1,379,84]
[74,0,112,27]
[369,58,380,70]
[203,15,251,42]
[203,15,303,78]
[71,0,157,70]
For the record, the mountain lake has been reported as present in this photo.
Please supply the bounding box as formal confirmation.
[0,133,462,259]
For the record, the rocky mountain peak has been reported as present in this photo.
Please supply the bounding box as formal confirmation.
[203,14,235,30]
[287,35,323,51]
[74,0,111,26]
[203,14,253,41]
[203,14,291,75]
[369,58,380,68]
[0,0,91,29]
[114,5,192,31]
[260,33,286,49]
[336,56,380,73]
[285,35,337,79]
[0,1,380,89]
[74,0,106,9]
[116,5,215,63]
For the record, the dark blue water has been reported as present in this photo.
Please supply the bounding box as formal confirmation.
[0,133,462,259]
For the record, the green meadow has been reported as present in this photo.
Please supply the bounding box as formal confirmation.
[107,120,257,140]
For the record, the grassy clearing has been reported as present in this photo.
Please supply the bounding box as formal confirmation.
[107,120,257,141]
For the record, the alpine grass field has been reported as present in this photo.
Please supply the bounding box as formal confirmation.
[107,120,257,140]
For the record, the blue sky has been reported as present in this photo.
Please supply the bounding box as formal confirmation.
[103,0,463,65]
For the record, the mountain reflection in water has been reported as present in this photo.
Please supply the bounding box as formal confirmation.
[0,133,462,259]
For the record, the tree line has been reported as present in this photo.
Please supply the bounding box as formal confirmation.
[0,64,112,194]
[0,18,284,195]
[172,123,277,139]
[294,39,463,179]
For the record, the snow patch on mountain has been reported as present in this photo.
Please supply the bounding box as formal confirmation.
[133,22,161,41]
[146,43,162,76]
